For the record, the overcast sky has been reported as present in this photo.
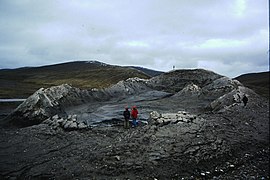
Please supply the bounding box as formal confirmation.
[0,0,268,77]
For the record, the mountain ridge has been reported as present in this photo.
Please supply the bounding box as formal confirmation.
[0,61,152,98]
[128,66,163,77]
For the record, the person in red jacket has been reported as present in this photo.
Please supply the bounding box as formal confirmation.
[131,106,138,127]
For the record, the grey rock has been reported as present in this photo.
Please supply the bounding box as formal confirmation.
[77,123,87,129]
[63,121,72,129]
[69,122,77,129]
[209,86,259,112]
[52,114,59,120]
[150,111,199,126]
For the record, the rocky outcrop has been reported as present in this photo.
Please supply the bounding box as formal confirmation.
[42,114,88,130]
[171,76,242,100]
[208,86,258,112]
[148,69,223,93]
[173,83,202,97]
[166,75,247,113]
[3,68,259,127]
[4,77,155,127]
[149,111,198,125]
[201,77,242,100]
[105,77,150,97]
[5,84,109,127]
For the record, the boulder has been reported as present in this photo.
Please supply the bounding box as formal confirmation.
[77,123,88,129]
[150,111,198,126]
[201,77,242,100]
[43,114,88,130]
[148,69,222,93]
[209,86,258,112]
[149,111,160,120]
[173,83,202,97]
[105,77,150,97]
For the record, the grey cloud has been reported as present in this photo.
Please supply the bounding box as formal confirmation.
[0,0,268,77]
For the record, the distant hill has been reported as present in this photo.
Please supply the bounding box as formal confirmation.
[0,61,150,98]
[234,71,269,98]
[128,66,163,77]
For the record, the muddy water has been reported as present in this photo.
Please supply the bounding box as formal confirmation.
[0,99,26,102]
[0,100,24,119]
[64,91,173,126]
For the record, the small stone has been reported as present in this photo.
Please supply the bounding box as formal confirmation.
[69,122,77,129]
[182,118,189,123]
[78,123,87,129]
[43,119,52,125]
[63,121,72,129]
[52,114,59,120]
[56,118,64,124]
[150,111,160,120]
[115,155,120,161]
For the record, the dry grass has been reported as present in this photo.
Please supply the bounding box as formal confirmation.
[0,61,150,98]
[235,71,269,99]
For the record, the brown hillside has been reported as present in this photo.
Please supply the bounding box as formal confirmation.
[234,71,269,98]
[0,61,150,98]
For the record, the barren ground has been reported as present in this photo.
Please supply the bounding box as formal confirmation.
[0,94,269,179]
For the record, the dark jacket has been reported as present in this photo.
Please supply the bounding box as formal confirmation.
[242,95,248,103]
[123,109,130,120]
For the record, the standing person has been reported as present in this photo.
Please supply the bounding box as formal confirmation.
[123,107,130,129]
[242,94,248,107]
[131,106,138,127]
